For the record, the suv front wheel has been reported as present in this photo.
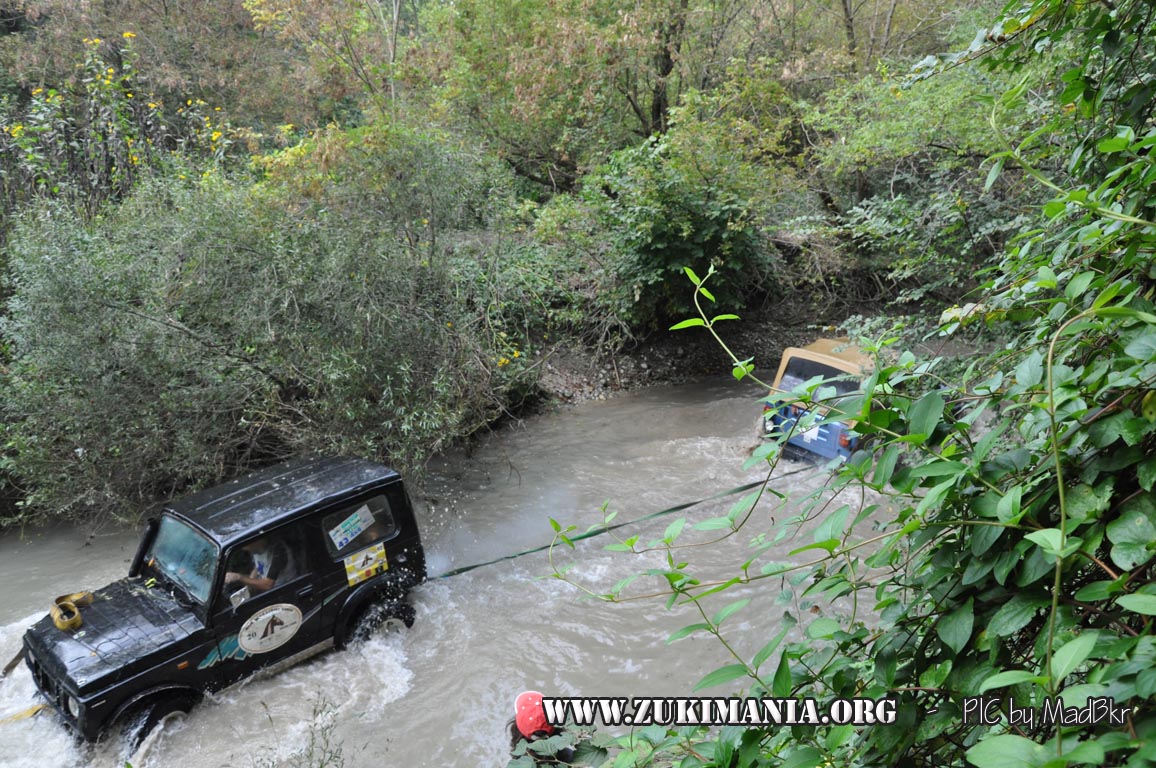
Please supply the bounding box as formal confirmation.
[118,691,202,755]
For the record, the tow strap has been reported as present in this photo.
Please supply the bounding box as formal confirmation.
[0,648,23,679]
[434,464,818,580]
[0,703,46,724]
[50,591,95,632]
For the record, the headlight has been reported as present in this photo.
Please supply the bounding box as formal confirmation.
[66,695,81,719]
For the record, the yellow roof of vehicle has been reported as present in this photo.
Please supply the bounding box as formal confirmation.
[771,338,871,390]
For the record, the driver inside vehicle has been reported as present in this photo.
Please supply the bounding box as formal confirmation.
[223,535,296,599]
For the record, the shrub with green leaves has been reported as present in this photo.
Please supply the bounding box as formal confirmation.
[0,172,537,525]
[580,133,771,332]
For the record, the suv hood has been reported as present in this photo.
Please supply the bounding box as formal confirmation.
[24,577,204,693]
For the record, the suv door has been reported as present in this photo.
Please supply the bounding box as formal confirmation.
[309,490,405,635]
[202,525,327,686]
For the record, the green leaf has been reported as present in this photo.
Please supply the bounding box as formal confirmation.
[664,517,686,543]
[1124,331,1156,362]
[1065,480,1114,522]
[669,318,706,330]
[989,594,1049,637]
[667,622,712,643]
[1025,528,1064,558]
[937,598,974,654]
[872,445,900,488]
[790,540,838,556]
[1117,593,1156,615]
[908,390,945,438]
[683,266,701,285]
[806,617,840,639]
[1051,632,1096,682]
[1015,351,1043,389]
[984,156,1005,192]
[970,524,1005,557]
[919,659,953,689]
[711,314,740,323]
[1105,495,1156,570]
[1065,271,1096,300]
[1062,741,1105,766]
[712,598,750,626]
[778,746,822,768]
[693,663,749,692]
[752,623,792,671]
[732,359,755,381]
[965,734,1048,768]
[695,516,734,531]
[979,669,1044,693]
[1074,580,1121,602]
[997,486,1023,524]
[772,652,792,697]
[698,286,716,303]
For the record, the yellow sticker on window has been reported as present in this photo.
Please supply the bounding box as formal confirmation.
[344,543,388,587]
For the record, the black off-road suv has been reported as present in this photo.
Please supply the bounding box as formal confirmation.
[21,456,426,745]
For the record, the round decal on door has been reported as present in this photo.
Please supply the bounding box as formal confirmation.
[238,603,303,654]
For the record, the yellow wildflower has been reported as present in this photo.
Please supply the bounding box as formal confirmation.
[211,131,222,142]
[126,93,133,99]
[31,88,42,96]
[122,31,136,38]
[107,67,115,75]
[498,357,510,367]
[513,350,520,358]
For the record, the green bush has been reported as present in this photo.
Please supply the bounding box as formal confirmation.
[579,135,770,332]
[0,172,536,524]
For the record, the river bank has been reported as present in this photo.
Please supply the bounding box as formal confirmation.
[534,291,858,405]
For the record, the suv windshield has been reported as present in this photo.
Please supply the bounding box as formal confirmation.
[144,515,218,604]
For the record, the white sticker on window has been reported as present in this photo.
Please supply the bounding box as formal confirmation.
[329,504,375,550]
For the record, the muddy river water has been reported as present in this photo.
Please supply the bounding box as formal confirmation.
[0,377,859,767]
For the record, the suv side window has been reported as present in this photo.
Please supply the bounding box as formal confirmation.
[321,494,397,559]
[218,526,309,608]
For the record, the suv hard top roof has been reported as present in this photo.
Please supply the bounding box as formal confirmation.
[165,456,401,546]
[777,338,871,379]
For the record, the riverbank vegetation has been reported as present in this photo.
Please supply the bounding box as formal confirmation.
[0,0,1025,525]
[545,2,1156,767]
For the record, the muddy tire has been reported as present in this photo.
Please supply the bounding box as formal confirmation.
[119,692,200,754]
[343,600,415,647]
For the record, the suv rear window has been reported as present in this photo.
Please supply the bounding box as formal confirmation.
[780,357,860,397]
[322,495,397,558]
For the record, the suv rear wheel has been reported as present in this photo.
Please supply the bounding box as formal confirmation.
[343,600,415,647]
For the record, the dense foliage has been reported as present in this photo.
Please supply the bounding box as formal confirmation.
[543,1,1156,767]
[0,0,1006,524]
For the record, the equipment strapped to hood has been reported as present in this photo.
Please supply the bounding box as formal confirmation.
[50,591,95,632]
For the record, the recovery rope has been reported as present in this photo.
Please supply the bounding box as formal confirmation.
[433,464,818,580]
